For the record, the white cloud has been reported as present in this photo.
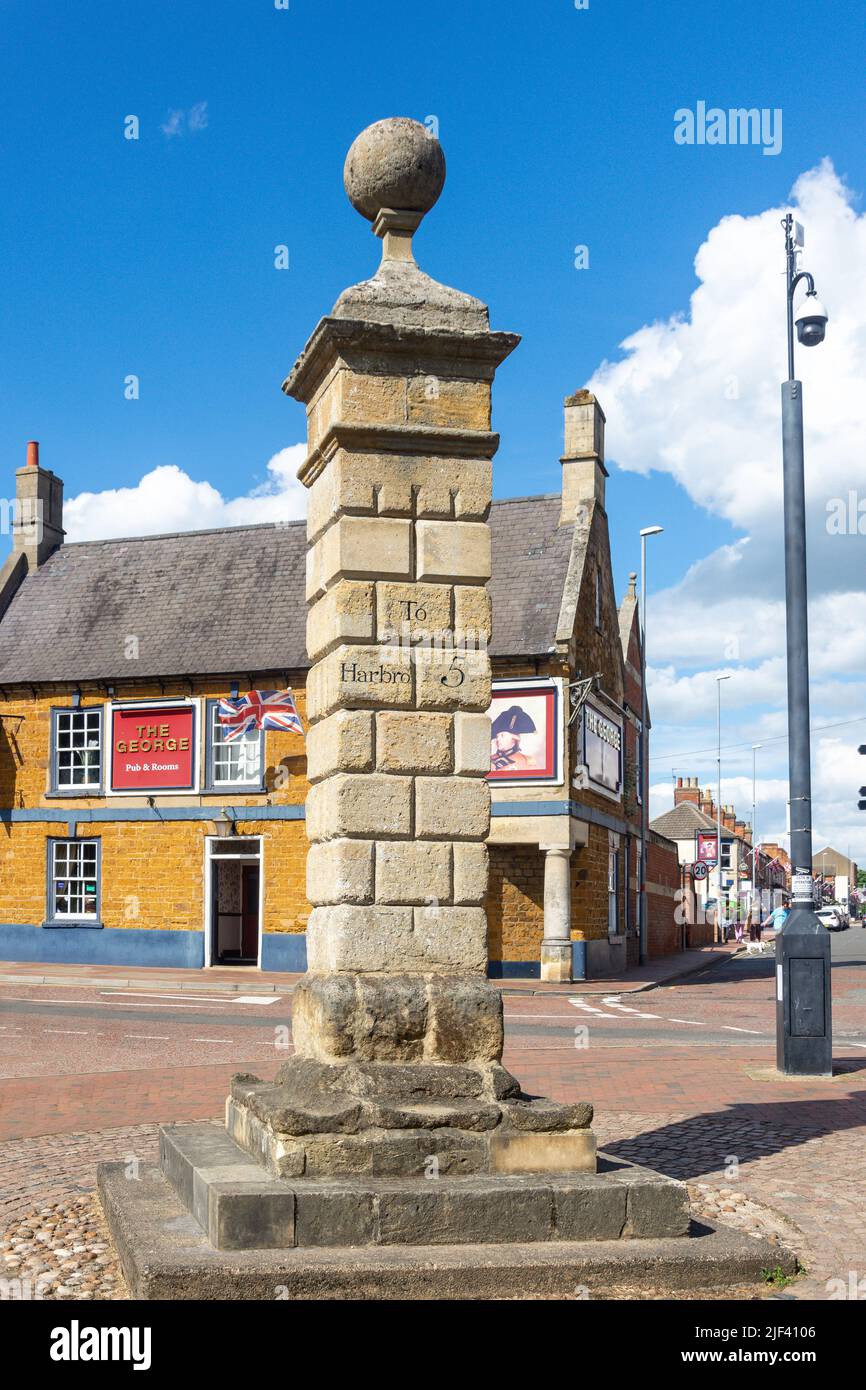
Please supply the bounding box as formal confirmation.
[64,445,307,542]
[595,160,866,861]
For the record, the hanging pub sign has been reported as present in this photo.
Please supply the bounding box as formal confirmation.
[696,830,718,864]
[109,702,198,793]
[581,698,622,796]
[487,678,562,785]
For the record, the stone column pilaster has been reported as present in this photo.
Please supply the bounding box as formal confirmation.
[540,845,573,982]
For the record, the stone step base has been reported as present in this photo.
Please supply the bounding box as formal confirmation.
[98,1162,796,1300]
[159,1123,688,1251]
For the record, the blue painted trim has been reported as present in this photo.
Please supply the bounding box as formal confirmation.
[571,939,587,980]
[487,959,541,979]
[0,806,305,828]
[261,932,307,973]
[0,922,204,969]
[491,801,572,817]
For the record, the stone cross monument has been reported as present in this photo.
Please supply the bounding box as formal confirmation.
[226,118,596,1178]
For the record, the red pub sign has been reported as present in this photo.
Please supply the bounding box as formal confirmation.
[110,704,197,792]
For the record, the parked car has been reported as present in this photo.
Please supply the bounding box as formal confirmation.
[816,906,843,931]
[832,903,850,928]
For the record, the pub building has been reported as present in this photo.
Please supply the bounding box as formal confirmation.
[0,397,685,980]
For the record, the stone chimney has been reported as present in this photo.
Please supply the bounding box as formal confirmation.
[12,441,64,569]
[674,775,701,806]
[560,390,607,525]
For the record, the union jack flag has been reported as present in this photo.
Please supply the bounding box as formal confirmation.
[217,689,304,743]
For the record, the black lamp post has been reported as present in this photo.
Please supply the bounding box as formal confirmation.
[776,213,832,1076]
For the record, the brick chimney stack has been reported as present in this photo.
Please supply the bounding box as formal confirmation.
[12,441,64,570]
[700,788,715,818]
[674,775,701,806]
[722,805,737,832]
[560,390,607,525]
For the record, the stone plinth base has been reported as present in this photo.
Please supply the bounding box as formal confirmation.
[226,1058,595,1178]
[97,1160,796,1300]
[540,941,573,982]
[159,1123,680,1251]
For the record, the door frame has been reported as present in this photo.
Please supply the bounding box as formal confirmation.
[203,836,263,968]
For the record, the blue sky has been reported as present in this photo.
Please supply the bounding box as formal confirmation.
[1,0,864,858]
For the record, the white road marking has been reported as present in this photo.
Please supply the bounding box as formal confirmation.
[232,996,281,1005]
[504,1013,585,1020]
[567,999,620,1019]
[722,1026,763,1035]
[664,1018,704,1026]
[191,1037,237,1043]
[44,1029,90,1035]
[101,992,231,1003]
[126,1034,171,1041]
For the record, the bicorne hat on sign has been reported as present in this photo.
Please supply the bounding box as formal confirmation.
[491,705,537,737]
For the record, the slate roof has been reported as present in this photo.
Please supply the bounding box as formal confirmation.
[650,801,738,842]
[0,496,574,685]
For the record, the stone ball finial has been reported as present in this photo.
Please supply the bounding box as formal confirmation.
[344,118,446,223]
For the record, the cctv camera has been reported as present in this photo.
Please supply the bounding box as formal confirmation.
[795,292,828,347]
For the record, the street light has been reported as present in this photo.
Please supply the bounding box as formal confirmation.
[639,525,664,966]
[776,212,832,1076]
[751,743,763,931]
[715,674,731,944]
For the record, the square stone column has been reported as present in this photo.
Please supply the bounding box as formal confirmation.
[224,118,597,1180]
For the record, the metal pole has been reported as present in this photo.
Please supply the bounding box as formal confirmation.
[639,534,648,965]
[751,745,760,924]
[776,215,832,1075]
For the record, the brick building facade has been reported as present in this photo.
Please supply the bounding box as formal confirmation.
[0,394,680,980]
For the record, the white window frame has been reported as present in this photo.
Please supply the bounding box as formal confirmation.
[52,706,103,792]
[207,699,264,790]
[48,838,101,922]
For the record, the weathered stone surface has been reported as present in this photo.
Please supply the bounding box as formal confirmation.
[354,974,429,1060]
[307,646,414,720]
[621,1171,690,1239]
[375,840,451,904]
[364,1099,501,1132]
[453,584,492,644]
[302,1129,488,1179]
[306,515,412,601]
[453,712,492,774]
[376,1182,552,1247]
[415,520,491,584]
[489,1129,597,1176]
[344,116,446,222]
[307,453,492,540]
[407,376,491,431]
[414,647,491,711]
[305,710,374,781]
[243,1083,363,1137]
[306,905,415,973]
[552,1179,627,1242]
[414,776,490,838]
[294,1185,376,1247]
[290,975,358,1060]
[426,974,503,1062]
[376,582,452,645]
[306,839,374,905]
[452,842,489,905]
[306,773,412,840]
[307,580,375,662]
[411,906,487,973]
[375,710,452,773]
[504,1097,594,1132]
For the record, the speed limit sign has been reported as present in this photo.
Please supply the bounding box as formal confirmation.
[693,862,709,880]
